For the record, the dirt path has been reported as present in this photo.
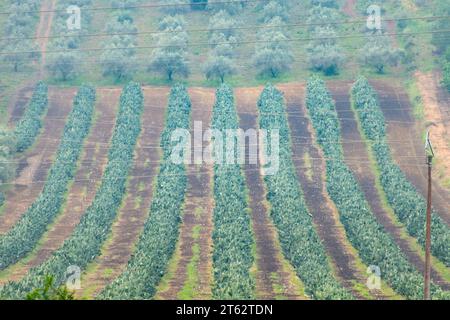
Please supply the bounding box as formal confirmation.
[235,87,306,300]
[7,0,56,124]
[35,0,57,76]
[279,83,378,299]
[0,88,75,234]
[328,81,449,291]
[156,88,215,300]
[371,80,450,224]
[414,71,450,191]
[78,87,169,299]
[0,88,120,285]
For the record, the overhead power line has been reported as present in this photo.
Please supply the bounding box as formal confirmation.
[0,0,271,16]
[1,15,448,42]
[1,29,449,56]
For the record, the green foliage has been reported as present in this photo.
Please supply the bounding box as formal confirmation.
[307,27,344,75]
[360,35,402,74]
[257,85,352,300]
[253,18,293,78]
[99,84,191,299]
[46,0,93,80]
[442,62,450,92]
[160,0,190,15]
[431,1,450,52]
[0,82,143,299]
[149,16,190,81]
[306,76,448,299]
[207,0,244,15]
[204,55,236,83]
[351,77,450,266]
[14,82,48,152]
[0,130,16,184]
[101,13,138,82]
[260,1,289,23]
[47,52,79,81]
[0,85,95,270]
[0,0,41,71]
[26,275,74,300]
[211,84,255,299]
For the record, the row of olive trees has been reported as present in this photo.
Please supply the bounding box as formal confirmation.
[46,0,94,81]
[204,10,239,82]
[252,1,293,78]
[149,15,190,81]
[100,11,139,82]
[306,3,345,75]
[1,0,41,72]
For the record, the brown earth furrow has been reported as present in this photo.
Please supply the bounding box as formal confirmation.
[235,87,306,300]
[328,81,449,290]
[0,88,76,234]
[78,87,169,299]
[0,89,120,285]
[371,80,450,224]
[35,0,56,75]
[157,88,215,300]
[278,83,373,299]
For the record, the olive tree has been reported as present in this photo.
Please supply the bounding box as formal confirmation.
[253,26,293,77]
[46,51,79,81]
[204,54,236,82]
[307,27,344,75]
[360,35,402,73]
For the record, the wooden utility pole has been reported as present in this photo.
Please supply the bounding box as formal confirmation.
[424,131,434,300]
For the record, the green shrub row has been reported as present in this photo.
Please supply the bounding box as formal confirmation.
[99,84,191,299]
[257,84,352,299]
[351,76,450,266]
[0,85,95,270]
[211,84,255,299]
[0,82,143,299]
[306,76,448,300]
[14,82,48,153]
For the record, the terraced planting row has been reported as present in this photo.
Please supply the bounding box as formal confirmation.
[156,88,215,300]
[305,77,447,299]
[280,83,385,299]
[13,82,48,153]
[351,78,450,267]
[235,87,306,300]
[0,89,120,286]
[372,81,450,223]
[0,82,143,299]
[210,85,255,299]
[0,86,96,270]
[78,88,168,299]
[328,81,449,290]
[0,88,75,234]
[99,85,191,299]
[257,85,352,300]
